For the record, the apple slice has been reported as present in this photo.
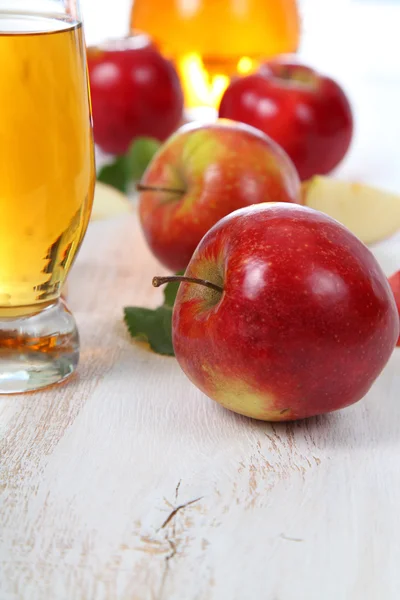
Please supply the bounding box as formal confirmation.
[388,271,400,347]
[302,176,400,244]
[91,181,132,221]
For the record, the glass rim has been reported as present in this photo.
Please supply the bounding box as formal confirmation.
[0,0,81,31]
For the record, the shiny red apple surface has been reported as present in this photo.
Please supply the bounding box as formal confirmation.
[139,120,300,272]
[87,36,183,155]
[172,203,399,421]
[219,61,353,181]
[389,271,400,346]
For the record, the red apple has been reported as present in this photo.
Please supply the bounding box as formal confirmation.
[389,271,400,346]
[168,203,399,421]
[219,60,353,181]
[87,35,184,155]
[138,119,301,272]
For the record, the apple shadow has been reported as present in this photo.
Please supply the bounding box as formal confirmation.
[84,315,400,454]
[211,399,333,446]
[210,350,400,450]
[320,350,400,449]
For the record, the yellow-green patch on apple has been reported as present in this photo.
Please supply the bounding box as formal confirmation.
[171,203,399,421]
[302,176,400,245]
[91,182,132,221]
[138,120,301,272]
[200,363,291,421]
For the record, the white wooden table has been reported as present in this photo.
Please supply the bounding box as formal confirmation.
[1,211,400,600]
[2,2,400,598]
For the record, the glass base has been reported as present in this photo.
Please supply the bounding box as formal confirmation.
[0,300,79,394]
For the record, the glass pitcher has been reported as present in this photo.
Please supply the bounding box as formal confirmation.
[130,0,300,110]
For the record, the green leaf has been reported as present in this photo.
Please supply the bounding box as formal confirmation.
[127,137,160,182]
[124,269,184,356]
[124,305,174,356]
[97,155,128,193]
[96,137,160,193]
[163,270,184,307]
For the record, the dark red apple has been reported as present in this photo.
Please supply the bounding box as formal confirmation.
[389,271,400,346]
[219,60,353,181]
[138,119,300,272]
[166,203,398,421]
[87,35,184,155]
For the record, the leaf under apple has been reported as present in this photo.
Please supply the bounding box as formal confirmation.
[97,137,161,194]
[123,273,183,355]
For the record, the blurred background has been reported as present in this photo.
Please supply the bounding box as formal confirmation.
[83,0,400,190]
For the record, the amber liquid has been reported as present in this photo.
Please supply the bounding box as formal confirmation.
[131,0,300,108]
[0,14,95,318]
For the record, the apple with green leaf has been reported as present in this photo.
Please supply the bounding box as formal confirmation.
[138,119,301,272]
[153,203,399,421]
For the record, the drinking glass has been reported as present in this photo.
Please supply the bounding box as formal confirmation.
[0,0,95,392]
[130,0,300,110]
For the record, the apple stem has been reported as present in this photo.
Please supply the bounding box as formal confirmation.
[152,275,223,294]
[137,182,185,195]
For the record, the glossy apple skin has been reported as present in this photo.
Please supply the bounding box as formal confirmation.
[389,271,400,346]
[172,204,399,421]
[139,119,300,272]
[87,36,184,155]
[219,62,353,181]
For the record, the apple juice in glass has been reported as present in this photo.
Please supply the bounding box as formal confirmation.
[130,0,300,109]
[0,2,95,392]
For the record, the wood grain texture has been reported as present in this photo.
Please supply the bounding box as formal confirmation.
[1,207,400,600]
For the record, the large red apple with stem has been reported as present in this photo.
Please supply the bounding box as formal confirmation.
[389,271,400,346]
[87,35,183,155]
[138,119,301,272]
[219,60,353,181]
[154,203,399,421]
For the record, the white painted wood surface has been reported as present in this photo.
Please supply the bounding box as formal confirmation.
[1,209,400,600]
[2,2,400,598]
